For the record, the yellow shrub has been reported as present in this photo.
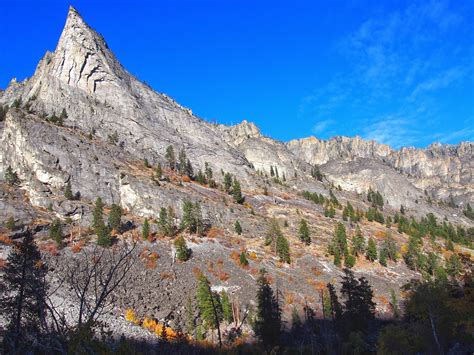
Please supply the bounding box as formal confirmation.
[125,309,139,325]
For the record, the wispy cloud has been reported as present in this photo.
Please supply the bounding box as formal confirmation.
[312,119,335,135]
[299,0,474,148]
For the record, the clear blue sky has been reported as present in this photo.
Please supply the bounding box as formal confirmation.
[1,0,473,148]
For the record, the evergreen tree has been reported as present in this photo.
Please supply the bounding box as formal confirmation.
[265,218,283,252]
[220,290,233,323]
[180,201,204,235]
[142,218,150,239]
[344,254,356,268]
[239,252,249,266]
[390,289,400,319]
[0,232,47,350]
[96,224,112,247]
[381,232,399,262]
[165,145,176,170]
[174,235,191,261]
[158,207,174,237]
[224,172,232,192]
[234,220,242,235]
[340,269,376,335]
[92,197,105,233]
[6,216,16,230]
[196,274,222,346]
[185,296,195,336]
[298,218,311,245]
[446,253,462,278]
[254,269,281,348]
[178,148,187,175]
[232,178,244,204]
[143,158,151,168]
[352,226,365,256]
[366,237,377,261]
[329,222,348,266]
[379,248,388,266]
[270,166,275,177]
[204,162,213,182]
[276,234,291,263]
[155,163,163,179]
[64,181,74,200]
[49,219,62,246]
[185,159,194,178]
[108,204,122,231]
[327,282,342,322]
[5,165,19,185]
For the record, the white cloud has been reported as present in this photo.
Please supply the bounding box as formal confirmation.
[312,119,334,135]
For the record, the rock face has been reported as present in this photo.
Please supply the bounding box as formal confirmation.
[288,137,473,207]
[0,7,253,185]
[0,6,472,215]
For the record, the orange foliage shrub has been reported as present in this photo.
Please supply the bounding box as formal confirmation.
[311,266,322,276]
[160,271,174,280]
[218,271,230,282]
[0,234,13,245]
[374,230,386,239]
[192,267,203,279]
[182,175,191,183]
[216,258,223,267]
[71,240,85,253]
[206,227,224,238]
[230,250,240,262]
[250,268,259,275]
[40,242,58,256]
[0,258,6,269]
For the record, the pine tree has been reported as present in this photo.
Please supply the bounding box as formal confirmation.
[220,290,233,323]
[327,282,342,321]
[174,236,191,261]
[265,218,282,252]
[232,178,244,204]
[6,216,16,230]
[143,158,151,168]
[0,232,47,350]
[389,289,400,319]
[64,181,74,200]
[239,251,249,266]
[108,203,122,231]
[254,269,281,348]
[366,237,377,261]
[352,226,365,256]
[155,163,163,179]
[158,207,174,237]
[276,234,291,264]
[178,148,187,175]
[92,197,105,233]
[224,172,232,192]
[142,218,150,239]
[234,220,242,235]
[329,222,348,266]
[340,269,376,334]
[344,254,356,268]
[185,296,195,336]
[379,248,388,266]
[270,166,275,177]
[196,274,222,346]
[97,224,112,247]
[5,165,19,185]
[49,219,62,246]
[165,145,176,170]
[185,159,194,178]
[298,219,311,245]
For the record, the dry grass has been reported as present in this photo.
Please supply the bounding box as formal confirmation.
[70,239,85,253]
[206,227,224,239]
[40,242,58,256]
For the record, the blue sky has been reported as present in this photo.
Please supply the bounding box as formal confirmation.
[1,0,473,148]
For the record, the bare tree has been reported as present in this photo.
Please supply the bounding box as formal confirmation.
[60,241,137,330]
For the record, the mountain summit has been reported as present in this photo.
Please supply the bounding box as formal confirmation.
[0,6,472,213]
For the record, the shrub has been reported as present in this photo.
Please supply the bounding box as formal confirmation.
[49,219,63,246]
[239,251,249,266]
[234,220,242,235]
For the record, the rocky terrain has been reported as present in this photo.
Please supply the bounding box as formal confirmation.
[0,6,473,350]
